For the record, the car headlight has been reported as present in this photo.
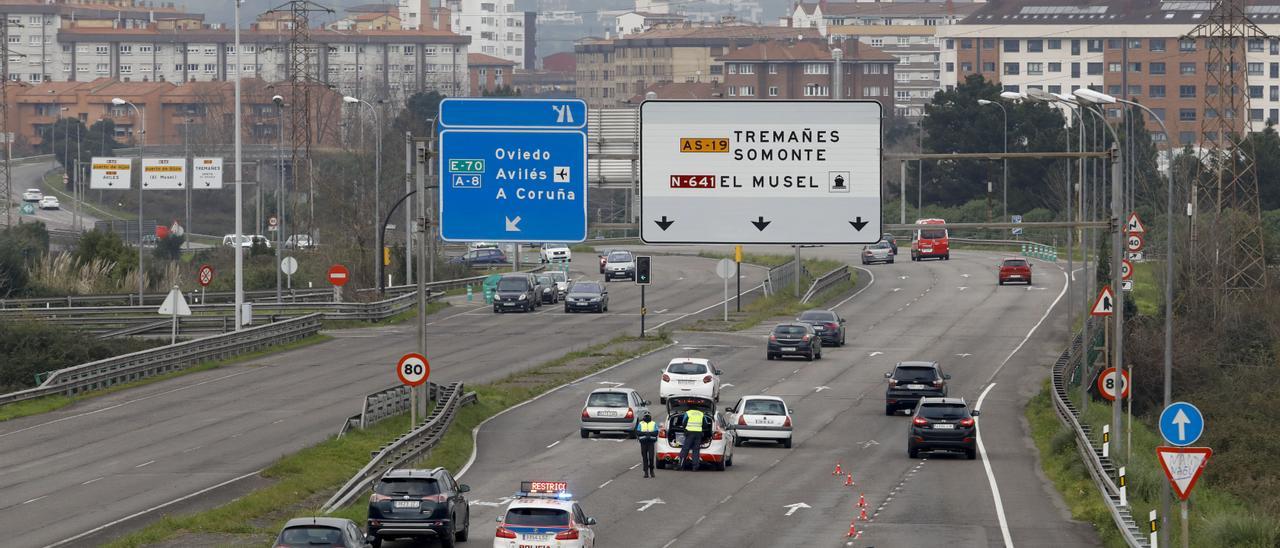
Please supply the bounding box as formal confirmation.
[589,297,601,302]
[518,294,527,300]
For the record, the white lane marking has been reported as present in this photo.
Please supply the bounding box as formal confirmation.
[45,468,265,547]
[722,383,735,389]
[958,286,968,291]
[230,433,243,438]
[976,382,1014,548]
[899,275,910,280]
[661,539,678,548]
[597,381,625,387]
[647,270,768,333]
[0,368,260,440]
[892,288,902,292]
[182,445,202,453]
[956,353,972,358]
[271,419,285,424]
[457,339,679,479]
[655,308,669,314]
[81,477,104,485]
[830,266,876,310]
[985,269,1070,384]
[720,495,732,504]
[23,495,48,504]
[748,474,759,483]
[792,369,800,374]
[860,440,879,449]
[962,273,971,278]
[546,440,561,449]
[814,386,830,392]
[695,515,707,525]
[868,351,884,357]
[134,460,155,468]
[630,463,640,470]
[599,480,613,489]
[636,498,665,511]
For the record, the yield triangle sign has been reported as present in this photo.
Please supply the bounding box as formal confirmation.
[158,287,192,316]
[1126,212,1146,233]
[1090,286,1115,316]
[1156,446,1212,500]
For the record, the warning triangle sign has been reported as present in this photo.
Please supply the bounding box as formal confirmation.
[1126,212,1146,233]
[158,287,192,317]
[1090,286,1115,316]
[1157,446,1212,500]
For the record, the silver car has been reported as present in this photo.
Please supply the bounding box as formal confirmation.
[603,250,636,281]
[580,387,650,438]
[548,271,570,297]
[861,242,895,265]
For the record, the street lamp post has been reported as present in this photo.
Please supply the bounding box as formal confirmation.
[343,96,382,291]
[978,98,1009,224]
[273,94,286,303]
[233,0,245,331]
[112,97,145,301]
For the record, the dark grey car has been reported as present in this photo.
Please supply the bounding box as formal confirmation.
[564,281,608,313]
[493,273,540,313]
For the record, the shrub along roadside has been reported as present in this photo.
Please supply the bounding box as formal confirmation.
[103,334,674,547]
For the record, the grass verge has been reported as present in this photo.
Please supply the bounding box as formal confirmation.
[686,253,854,332]
[0,334,330,423]
[104,333,674,547]
[1028,379,1280,548]
[320,301,449,330]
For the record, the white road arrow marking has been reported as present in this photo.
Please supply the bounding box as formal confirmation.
[1172,409,1191,441]
[868,351,884,357]
[860,439,880,449]
[722,383,735,389]
[892,288,902,292]
[814,386,831,393]
[956,353,972,358]
[958,286,968,291]
[1027,287,1048,291]
[961,274,971,278]
[636,498,665,512]
[598,381,625,386]
[505,216,522,232]
[783,502,811,516]
[898,275,910,280]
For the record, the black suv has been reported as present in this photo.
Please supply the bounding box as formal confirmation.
[366,468,470,548]
[884,361,950,415]
[908,397,979,459]
[493,273,539,313]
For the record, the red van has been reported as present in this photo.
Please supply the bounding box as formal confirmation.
[911,219,950,261]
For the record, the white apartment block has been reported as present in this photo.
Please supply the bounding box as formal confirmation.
[446,0,528,68]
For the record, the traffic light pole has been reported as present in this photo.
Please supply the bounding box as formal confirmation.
[640,285,646,338]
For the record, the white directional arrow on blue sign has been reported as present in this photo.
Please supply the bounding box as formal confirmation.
[1159,401,1205,447]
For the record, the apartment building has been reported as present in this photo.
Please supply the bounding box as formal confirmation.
[939,0,1280,146]
[446,0,534,69]
[719,38,896,102]
[575,24,821,108]
[0,0,471,103]
[468,52,516,93]
[615,12,687,38]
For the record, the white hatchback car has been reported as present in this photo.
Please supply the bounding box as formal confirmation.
[659,358,721,404]
[38,195,60,210]
[724,395,794,448]
[22,188,43,202]
[655,395,735,471]
[540,244,572,263]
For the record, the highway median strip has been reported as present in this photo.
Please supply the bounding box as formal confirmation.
[102,333,674,547]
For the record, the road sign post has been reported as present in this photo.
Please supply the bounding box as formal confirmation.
[1156,445,1212,548]
[1159,402,1205,447]
[716,258,734,321]
[157,284,192,344]
[438,99,587,243]
[735,245,743,312]
[1011,214,1023,236]
[281,256,298,292]
[197,264,214,304]
[397,353,430,426]
[328,264,349,302]
[1096,366,1130,401]
[639,101,882,245]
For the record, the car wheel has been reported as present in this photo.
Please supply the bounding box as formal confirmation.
[603,304,609,312]
[456,514,470,542]
[656,460,666,470]
[908,446,920,459]
[840,334,846,346]
[805,350,814,362]
[659,397,666,405]
[726,452,733,467]
[885,406,895,416]
[782,437,792,449]
[766,353,774,360]
[628,428,637,439]
[734,437,743,447]
[998,280,1004,285]
[440,523,457,548]
[945,254,951,260]
[715,460,726,471]
[369,537,382,548]
[580,429,590,438]
[564,306,570,313]
[967,449,977,460]
[816,348,823,360]
[889,258,895,264]
[1027,278,1033,285]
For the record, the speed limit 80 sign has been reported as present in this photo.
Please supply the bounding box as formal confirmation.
[1096,367,1130,401]
[397,353,430,387]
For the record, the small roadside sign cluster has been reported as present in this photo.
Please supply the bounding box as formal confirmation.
[1157,402,1210,501]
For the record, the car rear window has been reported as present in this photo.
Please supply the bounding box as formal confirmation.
[744,399,786,416]
[918,403,971,420]
[798,311,835,321]
[667,361,708,375]
[919,229,946,239]
[773,325,808,336]
[497,278,528,291]
[374,477,440,496]
[893,366,939,383]
[608,252,632,262]
[278,526,344,545]
[587,392,629,408]
[504,508,571,527]
[1003,259,1028,267]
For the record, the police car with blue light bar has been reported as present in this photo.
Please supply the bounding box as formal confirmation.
[492,481,597,548]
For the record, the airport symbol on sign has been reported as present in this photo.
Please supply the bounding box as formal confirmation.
[1159,401,1205,447]
[1157,446,1211,500]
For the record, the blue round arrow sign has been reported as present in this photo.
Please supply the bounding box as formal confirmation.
[1158,401,1205,447]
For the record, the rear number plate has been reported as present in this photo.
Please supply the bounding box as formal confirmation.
[907,384,927,390]
[782,347,797,352]
[394,500,420,508]
[678,380,694,385]
[933,423,955,430]
[597,410,617,417]
[922,248,933,252]
[524,534,551,541]
[814,326,824,330]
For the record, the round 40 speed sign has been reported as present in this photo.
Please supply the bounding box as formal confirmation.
[397,353,430,387]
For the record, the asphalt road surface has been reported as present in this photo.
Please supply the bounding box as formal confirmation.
[0,255,763,548]
[456,250,1100,548]
[6,159,98,231]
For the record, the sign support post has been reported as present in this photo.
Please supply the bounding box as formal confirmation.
[794,246,801,298]
[416,128,433,422]
[735,245,742,312]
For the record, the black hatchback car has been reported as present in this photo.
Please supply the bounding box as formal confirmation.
[493,273,540,313]
[884,361,950,415]
[766,323,822,361]
[564,281,608,313]
[908,397,979,459]
[366,468,470,548]
[794,309,846,346]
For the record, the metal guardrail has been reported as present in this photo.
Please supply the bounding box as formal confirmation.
[1051,319,1148,548]
[1,288,333,309]
[363,265,546,298]
[801,266,850,303]
[0,313,324,407]
[764,259,801,297]
[321,382,478,513]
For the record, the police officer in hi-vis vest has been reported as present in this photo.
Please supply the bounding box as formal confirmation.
[675,407,711,471]
[635,411,658,478]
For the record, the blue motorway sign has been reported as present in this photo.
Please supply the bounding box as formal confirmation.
[1159,401,1205,447]
[439,98,587,130]
[439,129,586,242]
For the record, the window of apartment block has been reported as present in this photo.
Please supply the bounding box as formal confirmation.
[1071,40,1081,55]
[864,64,881,75]
[1272,63,1280,78]
[1003,39,1019,52]
[804,63,829,75]
[1003,84,1020,93]
[1126,85,1140,96]
[727,86,736,97]
[1272,109,1279,124]
[1108,85,1121,95]
[728,63,737,75]
[1027,39,1043,52]
[1249,38,1264,52]
[1048,85,1062,94]
[1206,108,1218,119]
[203,47,215,55]
[945,62,954,73]
[1249,85,1263,98]
[77,65,87,72]
[1180,85,1197,98]
[11,37,21,45]
[95,63,107,73]
[1179,38,1196,52]
[1178,131,1194,144]
[870,38,883,47]
[1045,39,1060,50]
[1272,86,1279,101]
[1027,62,1043,75]
[1180,62,1196,75]
[1248,62,1263,75]
[710,65,723,75]
[1150,108,1165,122]
[945,39,954,50]
[960,39,972,49]
[1087,62,1102,75]
[859,85,878,96]
[961,62,973,72]
[739,63,755,75]
[1150,38,1166,52]
[982,39,995,49]
[1108,62,1122,72]
[76,45,88,54]
[120,64,131,73]
[119,45,132,54]
[1087,39,1103,52]
[765,64,777,75]
[404,45,416,55]
[1272,39,1280,55]
[768,86,778,97]
[1071,62,1080,77]
[1129,62,1141,72]
[982,62,995,72]
[1107,38,1122,49]
[1150,85,1166,97]
[739,86,754,97]
[95,45,108,55]
[1207,85,1219,96]
[1150,62,1166,75]
[140,44,152,53]
[1179,109,1196,121]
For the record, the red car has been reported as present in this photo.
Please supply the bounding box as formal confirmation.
[998,257,1032,285]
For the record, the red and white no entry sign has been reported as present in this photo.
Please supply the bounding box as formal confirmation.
[397,353,430,387]
[328,264,350,287]
[1097,367,1130,401]
[197,264,215,287]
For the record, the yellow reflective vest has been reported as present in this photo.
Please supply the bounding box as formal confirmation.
[684,410,705,433]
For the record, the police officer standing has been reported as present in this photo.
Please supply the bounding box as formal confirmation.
[676,407,710,471]
[636,411,658,478]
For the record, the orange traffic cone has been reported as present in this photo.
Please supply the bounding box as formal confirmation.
[858,493,868,508]
[833,461,842,476]
[844,474,854,487]
[846,519,861,538]
[859,507,870,521]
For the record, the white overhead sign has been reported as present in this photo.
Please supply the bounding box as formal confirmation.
[639,101,882,244]
[90,157,132,189]
[142,158,186,189]
[192,157,223,189]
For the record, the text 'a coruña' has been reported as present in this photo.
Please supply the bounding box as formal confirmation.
[495,187,578,201]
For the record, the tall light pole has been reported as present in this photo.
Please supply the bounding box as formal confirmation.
[273,94,286,303]
[233,0,245,330]
[112,97,145,300]
[344,96,382,289]
[978,98,1009,222]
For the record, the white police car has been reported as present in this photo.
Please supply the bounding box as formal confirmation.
[493,481,597,548]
